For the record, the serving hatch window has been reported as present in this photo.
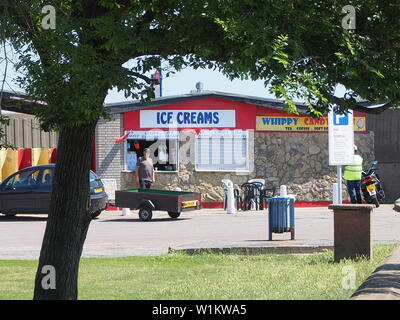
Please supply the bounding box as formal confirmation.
[124,131,178,172]
[195,130,249,172]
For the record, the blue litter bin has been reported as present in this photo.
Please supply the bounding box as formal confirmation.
[268,197,295,240]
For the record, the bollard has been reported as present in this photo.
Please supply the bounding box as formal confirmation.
[221,179,236,214]
[226,181,236,214]
[328,204,374,261]
[280,185,287,197]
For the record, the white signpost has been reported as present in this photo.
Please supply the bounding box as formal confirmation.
[328,106,355,204]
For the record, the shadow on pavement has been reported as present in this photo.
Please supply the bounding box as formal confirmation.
[98,218,191,223]
[351,263,400,298]
[245,239,295,242]
[0,215,47,222]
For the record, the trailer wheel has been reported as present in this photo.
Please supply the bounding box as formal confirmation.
[168,212,181,219]
[138,206,153,221]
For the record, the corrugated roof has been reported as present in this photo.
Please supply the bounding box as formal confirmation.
[0,90,44,114]
[105,90,310,114]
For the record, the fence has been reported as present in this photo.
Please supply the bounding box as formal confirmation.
[0,113,58,148]
[0,112,58,181]
[367,109,400,203]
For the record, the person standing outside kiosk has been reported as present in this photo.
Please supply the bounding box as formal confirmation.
[135,148,155,189]
[343,145,363,204]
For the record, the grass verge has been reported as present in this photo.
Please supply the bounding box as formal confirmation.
[0,243,396,300]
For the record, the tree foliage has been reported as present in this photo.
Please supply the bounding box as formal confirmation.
[214,0,400,116]
[2,0,240,130]
[2,0,399,123]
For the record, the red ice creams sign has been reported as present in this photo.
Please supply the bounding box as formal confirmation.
[140,110,236,128]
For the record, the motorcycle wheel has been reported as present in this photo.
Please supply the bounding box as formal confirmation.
[372,196,380,208]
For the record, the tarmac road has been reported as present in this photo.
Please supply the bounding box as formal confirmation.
[0,205,399,259]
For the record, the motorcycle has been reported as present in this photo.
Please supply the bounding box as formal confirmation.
[361,160,385,207]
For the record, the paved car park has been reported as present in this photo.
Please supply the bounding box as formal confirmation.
[0,205,399,259]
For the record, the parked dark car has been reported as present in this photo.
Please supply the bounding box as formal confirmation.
[0,164,108,219]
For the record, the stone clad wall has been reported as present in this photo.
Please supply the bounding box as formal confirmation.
[255,132,374,201]
[121,131,374,202]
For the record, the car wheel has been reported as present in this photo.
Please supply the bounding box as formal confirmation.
[91,210,102,219]
[168,212,181,219]
[138,206,153,221]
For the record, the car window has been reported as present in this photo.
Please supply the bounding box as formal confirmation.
[6,170,41,189]
[38,169,53,185]
[90,172,98,182]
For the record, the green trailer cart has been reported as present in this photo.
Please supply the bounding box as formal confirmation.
[115,188,201,221]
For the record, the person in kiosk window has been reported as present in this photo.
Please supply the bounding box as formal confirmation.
[135,148,155,189]
[343,145,363,204]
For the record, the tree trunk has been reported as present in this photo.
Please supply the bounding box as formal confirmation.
[33,120,97,300]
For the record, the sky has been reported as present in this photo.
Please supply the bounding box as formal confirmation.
[105,67,277,104]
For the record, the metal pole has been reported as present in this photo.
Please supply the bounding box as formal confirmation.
[159,68,162,97]
[337,165,343,204]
